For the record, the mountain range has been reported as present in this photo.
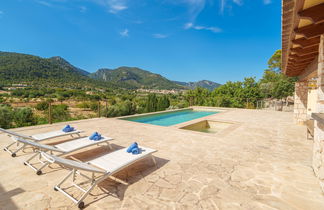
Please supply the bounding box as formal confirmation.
[0,51,221,90]
[173,80,221,91]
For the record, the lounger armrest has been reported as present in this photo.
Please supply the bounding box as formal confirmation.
[16,138,64,153]
[0,127,35,140]
[41,152,106,174]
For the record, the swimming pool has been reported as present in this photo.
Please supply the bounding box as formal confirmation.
[122,109,218,126]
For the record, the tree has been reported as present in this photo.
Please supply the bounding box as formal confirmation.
[267,49,282,72]
[241,77,262,107]
[259,49,297,99]
[145,94,158,112]
[157,95,170,111]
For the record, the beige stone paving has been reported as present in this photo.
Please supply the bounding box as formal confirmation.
[0,109,324,209]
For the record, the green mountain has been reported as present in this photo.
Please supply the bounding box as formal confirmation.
[174,80,221,91]
[89,67,184,90]
[0,51,220,90]
[48,56,90,76]
[0,52,101,88]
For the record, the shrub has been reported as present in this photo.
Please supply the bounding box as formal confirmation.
[89,102,99,111]
[35,101,49,111]
[76,102,98,111]
[36,117,48,125]
[102,100,136,118]
[76,102,90,109]
[51,104,70,122]
[13,107,36,127]
[0,105,13,128]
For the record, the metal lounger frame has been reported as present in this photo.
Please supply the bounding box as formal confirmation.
[19,137,112,175]
[1,127,81,157]
[41,151,157,209]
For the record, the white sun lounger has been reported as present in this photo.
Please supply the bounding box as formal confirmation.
[41,146,157,209]
[17,136,113,175]
[0,127,83,157]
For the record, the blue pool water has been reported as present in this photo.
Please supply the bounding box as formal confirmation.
[123,109,218,126]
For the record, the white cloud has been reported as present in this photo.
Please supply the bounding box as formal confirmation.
[36,1,53,7]
[170,0,206,22]
[220,0,244,14]
[233,0,243,6]
[220,0,226,14]
[205,26,222,33]
[153,34,168,39]
[92,0,127,14]
[263,0,271,5]
[184,22,222,33]
[184,22,194,29]
[120,29,129,37]
[185,0,206,21]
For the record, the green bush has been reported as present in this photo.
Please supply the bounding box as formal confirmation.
[102,100,136,117]
[76,102,90,109]
[0,105,13,128]
[36,117,48,125]
[89,102,99,111]
[13,107,36,127]
[51,104,70,122]
[35,101,49,111]
[76,102,98,111]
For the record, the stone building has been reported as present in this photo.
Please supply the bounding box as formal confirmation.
[281,0,324,190]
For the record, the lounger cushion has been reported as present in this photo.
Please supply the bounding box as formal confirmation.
[55,136,113,153]
[89,147,157,173]
[32,130,82,141]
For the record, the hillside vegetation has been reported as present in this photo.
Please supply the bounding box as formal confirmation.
[0,51,222,90]
[0,52,105,88]
[89,67,183,89]
[174,80,221,91]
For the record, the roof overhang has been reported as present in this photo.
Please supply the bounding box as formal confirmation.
[282,0,324,77]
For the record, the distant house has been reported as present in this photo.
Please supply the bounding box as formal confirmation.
[281,0,324,192]
[5,83,30,90]
[12,83,29,87]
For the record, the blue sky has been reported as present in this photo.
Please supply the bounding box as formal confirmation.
[0,0,280,84]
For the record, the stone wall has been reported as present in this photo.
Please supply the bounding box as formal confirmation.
[293,81,308,124]
[313,35,324,192]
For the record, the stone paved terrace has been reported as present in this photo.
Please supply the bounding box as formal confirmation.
[0,108,324,210]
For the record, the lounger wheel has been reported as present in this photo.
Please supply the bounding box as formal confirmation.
[11,153,16,157]
[36,170,42,175]
[78,202,85,209]
[23,162,27,166]
[54,187,58,191]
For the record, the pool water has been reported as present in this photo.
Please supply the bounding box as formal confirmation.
[123,110,218,126]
